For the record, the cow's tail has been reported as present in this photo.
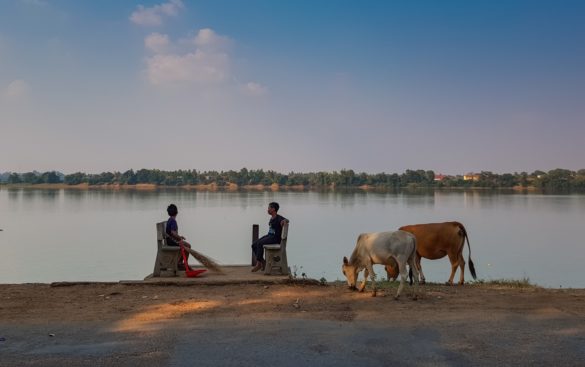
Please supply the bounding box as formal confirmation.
[459,223,477,280]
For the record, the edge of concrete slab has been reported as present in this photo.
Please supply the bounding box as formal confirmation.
[49,265,322,287]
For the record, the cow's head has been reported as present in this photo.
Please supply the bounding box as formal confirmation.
[385,258,399,281]
[342,256,358,290]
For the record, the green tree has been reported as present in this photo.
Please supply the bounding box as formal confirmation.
[499,173,517,187]
[21,172,42,184]
[41,171,62,184]
[120,170,137,185]
[519,172,529,187]
[64,172,86,185]
[7,173,22,184]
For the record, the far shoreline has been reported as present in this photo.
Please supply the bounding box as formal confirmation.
[0,182,547,192]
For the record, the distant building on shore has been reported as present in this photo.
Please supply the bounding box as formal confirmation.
[463,173,481,181]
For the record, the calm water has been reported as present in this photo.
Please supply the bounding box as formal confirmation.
[0,188,584,288]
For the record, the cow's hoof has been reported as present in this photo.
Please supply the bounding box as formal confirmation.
[371,291,377,297]
[394,296,400,301]
[420,280,426,285]
[445,281,454,286]
[412,295,418,301]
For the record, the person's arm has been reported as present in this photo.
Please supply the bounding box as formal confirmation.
[170,229,185,241]
[280,215,289,227]
[168,220,185,241]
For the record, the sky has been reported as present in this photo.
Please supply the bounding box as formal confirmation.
[1,0,584,175]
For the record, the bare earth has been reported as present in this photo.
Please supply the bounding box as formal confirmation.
[0,282,584,366]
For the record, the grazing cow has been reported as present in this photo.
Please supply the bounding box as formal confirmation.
[386,222,476,285]
[342,230,419,300]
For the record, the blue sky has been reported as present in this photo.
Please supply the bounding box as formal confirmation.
[1,0,584,174]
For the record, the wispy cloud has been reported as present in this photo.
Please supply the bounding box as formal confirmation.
[146,50,229,85]
[142,28,265,94]
[2,79,30,100]
[193,28,232,51]
[130,0,184,27]
[144,29,231,85]
[145,33,170,53]
[243,82,268,96]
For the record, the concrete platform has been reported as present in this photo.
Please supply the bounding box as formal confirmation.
[128,265,299,286]
[48,266,320,288]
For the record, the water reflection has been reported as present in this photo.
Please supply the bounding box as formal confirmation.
[6,188,20,199]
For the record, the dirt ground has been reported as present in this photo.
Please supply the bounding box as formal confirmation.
[1,282,584,366]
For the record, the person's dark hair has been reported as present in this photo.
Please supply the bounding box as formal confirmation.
[167,204,178,216]
[269,202,279,212]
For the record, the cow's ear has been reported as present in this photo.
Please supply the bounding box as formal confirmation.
[343,256,348,265]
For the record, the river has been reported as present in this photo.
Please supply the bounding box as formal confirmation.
[0,188,583,287]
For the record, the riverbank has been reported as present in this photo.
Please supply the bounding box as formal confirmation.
[1,282,584,366]
[0,182,545,192]
[0,182,323,191]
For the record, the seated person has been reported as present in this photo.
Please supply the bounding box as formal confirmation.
[166,204,192,270]
[251,202,288,272]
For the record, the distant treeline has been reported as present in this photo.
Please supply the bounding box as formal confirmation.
[2,168,585,191]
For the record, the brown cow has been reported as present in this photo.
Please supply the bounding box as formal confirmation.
[385,222,476,285]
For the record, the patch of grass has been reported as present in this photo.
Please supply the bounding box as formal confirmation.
[471,277,536,288]
[289,265,307,280]
[372,280,400,289]
[330,277,539,290]
[332,278,537,288]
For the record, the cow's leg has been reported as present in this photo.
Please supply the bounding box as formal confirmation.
[395,259,408,300]
[408,255,420,300]
[458,252,466,285]
[416,254,426,284]
[358,268,369,292]
[366,264,377,297]
[447,252,459,285]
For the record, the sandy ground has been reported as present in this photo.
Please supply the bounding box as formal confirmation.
[1,282,584,366]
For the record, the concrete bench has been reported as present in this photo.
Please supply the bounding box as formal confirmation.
[153,221,181,277]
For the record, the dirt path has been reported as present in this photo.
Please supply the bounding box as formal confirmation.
[1,283,584,366]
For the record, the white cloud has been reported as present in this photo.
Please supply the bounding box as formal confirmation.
[146,50,229,85]
[144,28,232,86]
[194,28,232,50]
[130,0,184,27]
[142,27,267,93]
[3,80,30,99]
[145,33,170,53]
[243,82,268,96]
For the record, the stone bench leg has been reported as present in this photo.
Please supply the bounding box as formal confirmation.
[264,248,289,275]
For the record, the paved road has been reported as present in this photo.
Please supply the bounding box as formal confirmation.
[2,316,584,366]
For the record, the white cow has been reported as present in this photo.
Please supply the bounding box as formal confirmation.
[342,230,419,300]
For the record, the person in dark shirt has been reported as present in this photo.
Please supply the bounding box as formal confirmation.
[166,204,192,270]
[251,202,288,272]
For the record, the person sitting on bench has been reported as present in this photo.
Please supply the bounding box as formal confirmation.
[251,202,288,272]
[166,204,192,270]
